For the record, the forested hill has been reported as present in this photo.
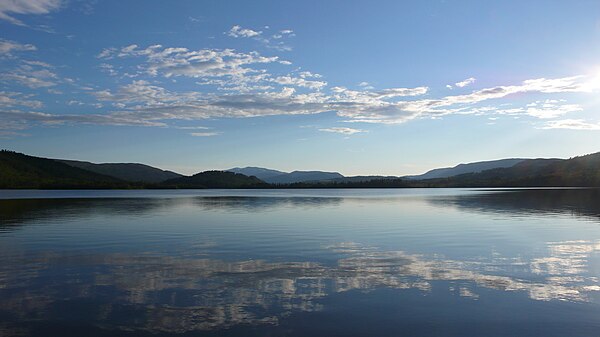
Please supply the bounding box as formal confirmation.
[436,152,600,187]
[161,171,267,188]
[59,160,182,183]
[0,150,133,189]
[0,151,267,189]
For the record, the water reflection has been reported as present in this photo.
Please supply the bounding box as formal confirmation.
[0,196,343,229]
[1,189,600,336]
[3,189,600,229]
[428,188,600,220]
[1,240,599,334]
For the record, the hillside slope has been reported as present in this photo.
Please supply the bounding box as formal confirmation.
[406,158,526,180]
[0,151,130,189]
[161,171,266,188]
[59,160,182,183]
[422,154,600,187]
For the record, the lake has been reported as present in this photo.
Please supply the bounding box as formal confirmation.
[1,188,600,336]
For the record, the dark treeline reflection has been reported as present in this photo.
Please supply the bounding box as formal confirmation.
[0,198,173,228]
[3,189,599,230]
[428,188,600,220]
[0,196,343,229]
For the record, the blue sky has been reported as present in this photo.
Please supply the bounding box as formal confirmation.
[1,0,600,175]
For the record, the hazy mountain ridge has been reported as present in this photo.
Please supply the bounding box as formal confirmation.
[227,167,286,181]
[416,155,600,187]
[227,167,344,184]
[405,159,527,180]
[328,176,399,183]
[267,171,344,184]
[59,160,182,183]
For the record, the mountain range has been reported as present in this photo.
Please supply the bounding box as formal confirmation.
[404,158,528,180]
[227,167,344,184]
[1,149,599,189]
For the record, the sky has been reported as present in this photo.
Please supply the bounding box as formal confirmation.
[1,0,600,176]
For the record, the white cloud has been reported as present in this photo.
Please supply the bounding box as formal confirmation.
[493,100,583,119]
[22,59,51,67]
[174,125,210,130]
[319,127,366,135]
[455,77,476,88]
[271,29,295,39]
[80,71,598,128]
[0,39,36,55]
[0,0,63,26]
[335,76,596,124]
[102,45,281,83]
[190,132,220,137]
[97,48,115,59]
[66,100,84,106]
[358,81,374,89]
[2,63,58,88]
[525,100,582,119]
[541,119,600,130]
[6,38,600,134]
[226,25,293,51]
[271,75,327,90]
[227,25,262,38]
[0,91,43,108]
[0,109,167,128]
[299,71,322,79]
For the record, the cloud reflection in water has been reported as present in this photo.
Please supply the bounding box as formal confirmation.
[1,240,599,333]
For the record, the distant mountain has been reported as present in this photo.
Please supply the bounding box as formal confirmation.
[329,176,399,183]
[406,158,526,180]
[417,154,599,187]
[227,167,345,184]
[161,171,266,188]
[267,170,344,184]
[227,167,286,181]
[0,150,130,189]
[59,159,182,183]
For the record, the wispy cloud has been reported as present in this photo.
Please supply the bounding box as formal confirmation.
[0,91,43,109]
[455,77,476,88]
[2,62,59,88]
[3,37,599,136]
[0,39,36,56]
[524,100,583,119]
[0,0,63,26]
[227,25,262,38]
[271,75,327,90]
[358,81,374,90]
[319,127,366,135]
[190,131,220,137]
[272,29,294,39]
[541,119,600,130]
[98,44,280,84]
[225,25,293,51]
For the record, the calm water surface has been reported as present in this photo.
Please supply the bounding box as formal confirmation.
[1,188,600,336]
